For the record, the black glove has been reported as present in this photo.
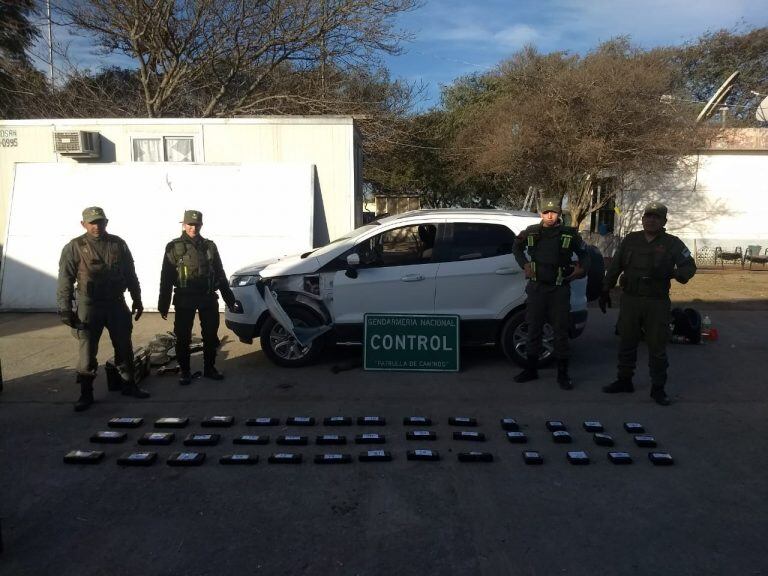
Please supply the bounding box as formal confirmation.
[59,310,77,328]
[132,301,144,321]
[229,300,243,314]
[598,291,612,314]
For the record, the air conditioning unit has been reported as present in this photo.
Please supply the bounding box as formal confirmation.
[53,130,101,158]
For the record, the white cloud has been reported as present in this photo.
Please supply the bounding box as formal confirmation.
[493,24,540,47]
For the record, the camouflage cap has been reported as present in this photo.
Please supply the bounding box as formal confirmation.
[643,202,668,218]
[540,197,561,213]
[82,206,107,223]
[181,209,203,224]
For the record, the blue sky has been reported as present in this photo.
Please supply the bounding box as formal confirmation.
[33,0,768,111]
[383,0,768,109]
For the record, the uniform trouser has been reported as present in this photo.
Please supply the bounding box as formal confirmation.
[173,305,220,372]
[617,293,671,389]
[73,300,135,383]
[524,281,571,360]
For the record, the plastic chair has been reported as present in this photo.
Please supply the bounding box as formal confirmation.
[714,246,742,268]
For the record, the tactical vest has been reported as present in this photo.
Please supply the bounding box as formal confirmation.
[619,233,677,297]
[526,226,578,285]
[170,239,216,293]
[75,236,127,301]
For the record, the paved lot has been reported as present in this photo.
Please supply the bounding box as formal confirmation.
[0,308,766,576]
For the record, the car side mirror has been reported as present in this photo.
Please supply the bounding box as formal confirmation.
[345,253,360,278]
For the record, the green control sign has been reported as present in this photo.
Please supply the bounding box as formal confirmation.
[364,314,460,372]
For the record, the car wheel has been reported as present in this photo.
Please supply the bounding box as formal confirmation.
[499,309,556,367]
[259,306,327,367]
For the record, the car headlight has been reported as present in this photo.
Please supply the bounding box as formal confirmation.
[230,274,260,287]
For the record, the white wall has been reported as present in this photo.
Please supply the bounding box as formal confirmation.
[619,152,768,251]
[0,163,315,310]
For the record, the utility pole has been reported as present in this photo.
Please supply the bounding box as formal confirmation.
[46,0,54,86]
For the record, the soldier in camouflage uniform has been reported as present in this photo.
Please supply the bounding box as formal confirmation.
[158,210,238,385]
[511,197,590,389]
[599,202,697,405]
[57,207,150,412]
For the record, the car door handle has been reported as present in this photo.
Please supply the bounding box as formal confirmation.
[495,267,520,275]
[401,274,424,282]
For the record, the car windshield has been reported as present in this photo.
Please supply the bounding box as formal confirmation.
[302,222,380,259]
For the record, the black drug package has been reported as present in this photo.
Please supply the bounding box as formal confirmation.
[458,451,493,462]
[117,451,157,466]
[90,431,127,444]
[276,435,308,446]
[546,420,566,432]
[167,452,206,466]
[355,433,385,444]
[154,417,189,429]
[246,417,279,426]
[453,431,486,441]
[567,451,590,465]
[634,435,657,447]
[403,416,432,426]
[506,431,528,443]
[449,416,477,427]
[323,416,352,426]
[268,452,302,464]
[593,433,615,447]
[522,450,543,464]
[608,452,633,464]
[407,430,436,441]
[316,434,347,445]
[624,422,645,433]
[138,432,175,445]
[552,431,572,443]
[648,452,674,466]
[201,416,234,428]
[582,421,604,433]
[108,417,143,429]
[314,453,352,464]
[359,450,392,462]
[407,449,440,461]
[220,454,258,465]
[183,433,220,446]
[233,434,269,445]
[64,450,104,464]
[287,416,315,426]
[357,416,386,426]
[500,418,519,431]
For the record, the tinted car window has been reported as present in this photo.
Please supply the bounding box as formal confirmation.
[356,224,437,267]
[437,223,515,262]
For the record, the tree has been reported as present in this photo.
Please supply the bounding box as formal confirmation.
[55,0,419,118]
[446,39,710,226]
[0,0,40,117]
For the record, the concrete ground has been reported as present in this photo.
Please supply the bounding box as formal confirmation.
[0,307,766,576]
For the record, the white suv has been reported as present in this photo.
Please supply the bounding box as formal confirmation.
[225,209,594,367]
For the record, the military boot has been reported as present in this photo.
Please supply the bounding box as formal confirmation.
[602,378,635,394]
[556,359,573,390]
[650,383,671,406]
[179,371,192,385]
[121,379,150,399]
[203,349,224,380]
[74,374,95,412]
[203,365,224,380]
[514,355,539,383]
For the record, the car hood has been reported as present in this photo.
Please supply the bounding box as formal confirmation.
[234,253,322,278]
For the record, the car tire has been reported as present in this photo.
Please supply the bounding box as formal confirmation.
[259,305,327,367]
[499,309,556,368]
